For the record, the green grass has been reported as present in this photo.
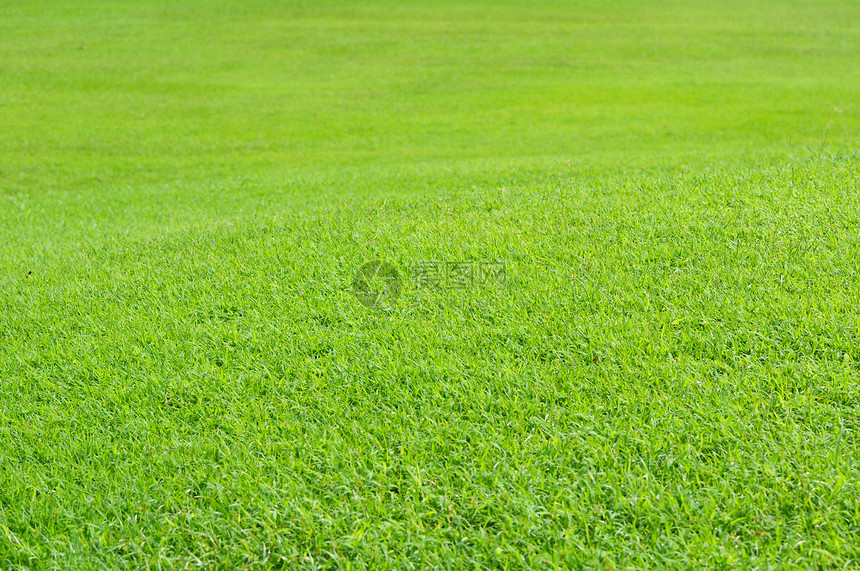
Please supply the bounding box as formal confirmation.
[1,0,860,568]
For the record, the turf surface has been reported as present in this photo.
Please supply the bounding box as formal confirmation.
[1,0,859,568]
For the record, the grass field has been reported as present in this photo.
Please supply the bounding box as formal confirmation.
[2,0,860,568]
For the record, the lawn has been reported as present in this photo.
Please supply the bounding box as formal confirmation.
[1,0,859,568]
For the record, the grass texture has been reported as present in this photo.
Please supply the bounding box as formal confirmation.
[1,0,860,568]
